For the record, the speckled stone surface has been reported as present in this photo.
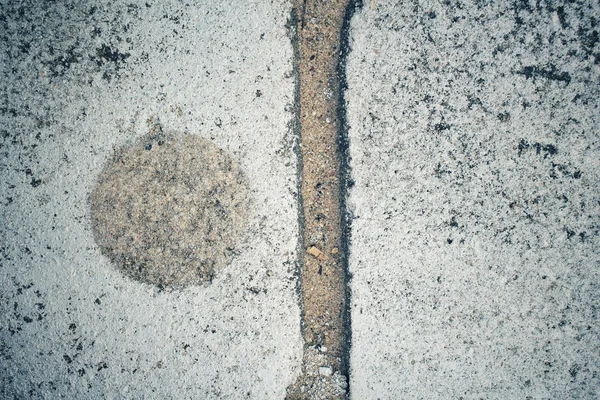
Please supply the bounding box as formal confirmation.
[0,1,301,398]
[345,1,600,398]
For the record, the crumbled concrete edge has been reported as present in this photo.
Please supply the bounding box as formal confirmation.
[286,0,308,372]
[337,2,364,395]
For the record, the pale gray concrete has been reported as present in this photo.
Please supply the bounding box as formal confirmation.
[345,1,600,398]
[0,1,302,398]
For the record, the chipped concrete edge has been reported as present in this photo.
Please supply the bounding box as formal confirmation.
[337,0,363,395]
[285,4,308,351]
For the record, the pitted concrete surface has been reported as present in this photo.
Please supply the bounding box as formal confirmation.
[345,1,600,398]
[0,1,301,398]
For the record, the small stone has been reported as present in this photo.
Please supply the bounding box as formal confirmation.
[319,366,332,377]
[307,246,328,261]
[331,248,338,255]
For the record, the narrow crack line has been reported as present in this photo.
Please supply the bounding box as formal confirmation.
[285,1,357,399]
[336,1,363,396]
[300,0,308,28]
[286,2,307,348]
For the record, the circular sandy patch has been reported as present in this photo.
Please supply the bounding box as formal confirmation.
[90,132,250,287]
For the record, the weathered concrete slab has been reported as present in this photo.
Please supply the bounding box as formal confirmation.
[0,1,301,398]
[345,1,600,398]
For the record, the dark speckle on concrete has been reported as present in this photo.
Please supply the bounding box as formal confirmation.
[94,44,130,67]
[519,65,571,84]
[97,362,108,371]
[497,112,510,122]
[45,46,82,77]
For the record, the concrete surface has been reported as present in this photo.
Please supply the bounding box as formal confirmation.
[0,1,302,398]
[345,0,600,398]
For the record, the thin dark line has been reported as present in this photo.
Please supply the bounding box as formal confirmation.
[300,0,307,29]
[337,0,363,395]
[286,5,307,348]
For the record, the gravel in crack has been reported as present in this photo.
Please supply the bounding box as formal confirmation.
[90,131,250,287]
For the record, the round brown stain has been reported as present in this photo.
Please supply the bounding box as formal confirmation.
[90,132,250,287]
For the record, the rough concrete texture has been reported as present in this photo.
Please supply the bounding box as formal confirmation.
[345,0,600,398]
[1,0,301,398]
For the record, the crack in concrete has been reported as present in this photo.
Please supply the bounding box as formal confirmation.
[286,1,362,398]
